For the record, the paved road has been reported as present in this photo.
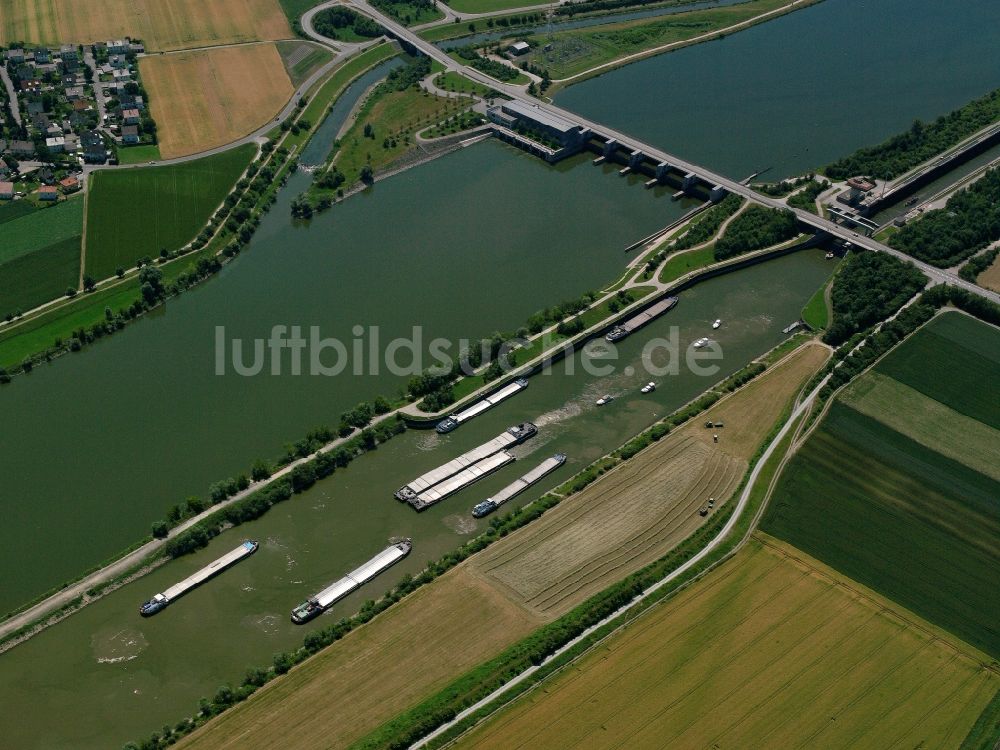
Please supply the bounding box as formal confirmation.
[415,352,826,748]
[0,65,22,126]
[348,0,1000,306]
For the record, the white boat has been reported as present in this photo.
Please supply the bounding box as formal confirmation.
[640,382,656,394]
[712,319,721,329]
[693,337,710,349]
[596,394,614,406]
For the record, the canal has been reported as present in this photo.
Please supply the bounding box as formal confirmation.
[0,249,834,750]
[0,140,692,613]
[555,0,1000,180]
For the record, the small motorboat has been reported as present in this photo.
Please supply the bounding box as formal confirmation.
[640,382,656,394]
[825,251,835,259]
[596,394,614,406]
[693,337,710,349]
[712,319,721,329]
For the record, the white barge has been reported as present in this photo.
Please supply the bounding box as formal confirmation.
[394,423,536,503]
[472,454,567,518]
[605,296,679,342]
[436,378,529,433]
[291,540,412,624]
[410,451,515,510]
[139,540,258,616]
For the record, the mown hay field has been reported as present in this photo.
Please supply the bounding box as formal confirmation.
[177,567,542,750]
[84,144,255,278]
[469,342,828,617]
[0,0,290,52]
[763,313,1000,658]
[455,538,999,750]
[140,44,293,158]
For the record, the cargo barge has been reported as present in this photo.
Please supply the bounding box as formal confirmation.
[291,540,412,624]
[436,378,529,434]
[394,422,537,503]
[139,540,258,616]
[472,453,567,518]
[410,451,515,510]
[605,296,679,342]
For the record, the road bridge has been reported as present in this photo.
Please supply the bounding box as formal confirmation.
[348,0,999,305]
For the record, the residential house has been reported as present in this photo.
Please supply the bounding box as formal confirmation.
[26,100,45,117]
[33,47,52,64]
[0,181,13,200]
[120,93,145,110]
[112,69,132,86]
[121,124,139,144]
[129,41,145,54]
[81,130,107,163]
[9,140,35,157]
[38,185,59,201]
[107,39,127,54]
[121,108,140,125]
[64,133,80,151]
[64,85,85,101]
[36,167,55,184]
[109,54,127,70]
[60,44,79,71]
[45,136,66,153]
[59,175,80,193]
[6,49,25,64]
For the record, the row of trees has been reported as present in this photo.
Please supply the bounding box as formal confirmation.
[822,251,927,346]
[714,205,798,261]
[959,246,999,282]
[889,167,1000,268]
[825,88,1000,180]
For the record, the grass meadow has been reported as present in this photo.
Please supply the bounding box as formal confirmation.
[84,144,256,279]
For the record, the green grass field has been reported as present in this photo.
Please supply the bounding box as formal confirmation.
[0,200,83,264]
[277,41,334,86]
[524,0,807,79]
[84,144,255,279]
[0,200,36,226]
[0,236,81,316]
[658,245,714,284]
[874,311,1000,429]
[800,280,829,329]
[762,399,1000,658]
[116,144,161,164]
[449,0,548,12]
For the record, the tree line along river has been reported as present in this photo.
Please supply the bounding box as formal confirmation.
[0,0,999,746]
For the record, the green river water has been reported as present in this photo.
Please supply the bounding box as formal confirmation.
[0,248,833,749]
[1,0,998,745]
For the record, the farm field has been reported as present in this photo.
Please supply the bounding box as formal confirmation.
[0,200,83,316]
[277,40,333,87]
[873,310,1000,428]
[762,313,1000,658]
[84,144,256,279]
[176,567,542,750]
[454,538,999,750]
[979,253,1000,292]
[0,0,291,52]
[141,44,293,159]
[0,236,81,316]
[469,342,828,616]
[842,371,1000,481]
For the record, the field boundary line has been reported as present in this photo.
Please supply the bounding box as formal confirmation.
[753,535,1000,672]
[418,347,826,748]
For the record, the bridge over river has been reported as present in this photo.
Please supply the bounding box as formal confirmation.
[347,0,1000,305]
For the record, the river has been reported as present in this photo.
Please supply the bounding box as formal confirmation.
[0,247,834,749]
[0,139,694,612]
[555,0,1000,180]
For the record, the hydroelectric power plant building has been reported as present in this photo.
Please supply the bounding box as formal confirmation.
[487,100,590,162]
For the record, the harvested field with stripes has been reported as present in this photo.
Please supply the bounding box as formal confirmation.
[140,43,293,158]
[0,0,290,51]
[469,341,828,616]
[455,538,999,750]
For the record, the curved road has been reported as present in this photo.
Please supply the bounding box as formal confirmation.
[347,0,1000,306]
